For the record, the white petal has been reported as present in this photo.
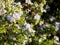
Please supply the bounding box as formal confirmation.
[39,38,42,42]
[34,14,40,20]
[54,36,59,41]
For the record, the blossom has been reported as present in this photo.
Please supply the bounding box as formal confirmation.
[13,13,20,20]
[13,11,23,20]
[14,43,17,45]
[34,14,40,20]
[54,40,60,45]
[29,28,36,33]
[13,37,16,41]
[40,3,47,13]
[7,14,16,23]
[39,38,42,42]
[43,34,47,40]
[25,23,31,29]
[25,22,36,33]
[4,10,7,13]
[18,11,23,16]
[12,2,16,5]
[41,9,47,13]
[16,2,21,6]
[55,22,60,31]
[54,36,59,41]
[25,0,33,5]
[46,5,50,9]
[50,16,55,21]
[23,39,28,45]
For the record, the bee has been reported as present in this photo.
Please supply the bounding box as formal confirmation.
[30,8,36,16]
[22,3,31,10]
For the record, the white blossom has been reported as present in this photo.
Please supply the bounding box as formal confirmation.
[40,3,46,13]
[25,0,33,5]
[4,10,7,13]
[46,5,50,9]
[18,11,23,16]
[13,13,20,20]
[50,16,55,21]
[43,34,47,40]
[41,9,47,13]
[1,1,5,8]
[29,28,35,33]
[12,2,16,5]
[34,14,40,20]
[54,40,60,45]
[54,36,59,41]
[23,39,28,45]
[14,43,17,45]
[7,15,16,23]
[13,37,16,41]
[55,22,60,31]
[39,38,42,42]
[25,23,31,29]
[16,2,21,6]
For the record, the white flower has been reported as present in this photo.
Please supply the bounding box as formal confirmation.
[55,22,60,31]
[17,2,21,6]
[23,39,28,45]
[25,23,31,29]
[4,10,7,13]
[46,5,50,9]
[29,28,35,33]
[54,36,59,41]
[13,11,23,20]
[13,37,16,41]
[18,11,23,16]
[55,22,60,27]
[43,9,47,13]
[7,15,16,23]
[50,16,55,21]
[1,2,5,8]
[40,3,46,13]
[43,34,47,40]
[12,2,16,5]
[13,13,20,20]
[14,43,17,45]
[25,0,33,5]
[54,40,60,45]
[34,14,40,20]
[41,9,47,13]
[39,38,42,42]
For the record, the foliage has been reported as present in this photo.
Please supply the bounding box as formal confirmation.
[0,0,60,45]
